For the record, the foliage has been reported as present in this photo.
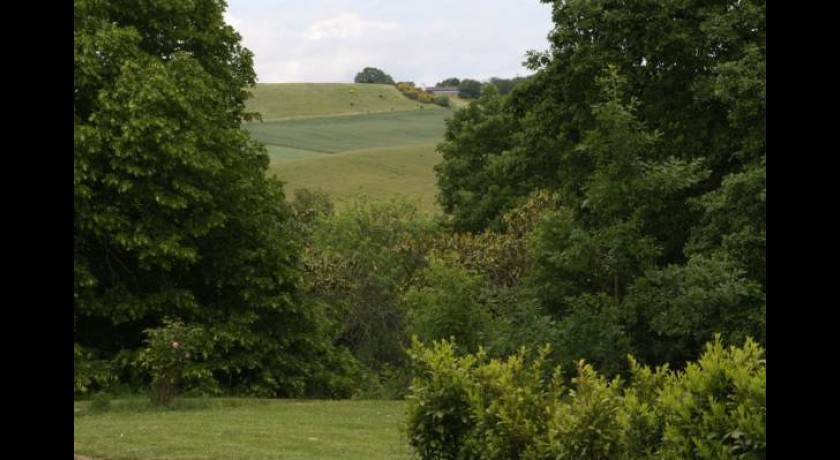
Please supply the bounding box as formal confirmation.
[139,319,217,406]
[488,76,528,96]
[407,337,766,460]
[433,95,451,107]
[74,343,115,395]
[303,198,441,374]
[74,0,337,396]
[403,255,490,354]
[396,81,435,103]
[435,84,519,232]
[436,77,460,87]
[457,79,482,99]
[354,66,396,84]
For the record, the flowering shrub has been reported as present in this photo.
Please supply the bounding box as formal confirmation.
[140,319,216,406]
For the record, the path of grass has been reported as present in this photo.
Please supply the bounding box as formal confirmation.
[74,399,410,460]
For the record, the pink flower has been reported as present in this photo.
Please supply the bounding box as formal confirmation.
[171,341,180,349]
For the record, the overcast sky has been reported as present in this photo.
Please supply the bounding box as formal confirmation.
[224,0,554,87]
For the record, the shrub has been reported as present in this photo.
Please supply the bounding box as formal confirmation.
[434,95,450,107]
[406,336,766,459]
[139,319,217,406]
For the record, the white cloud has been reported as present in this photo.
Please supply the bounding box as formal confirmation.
[302,13,398,41]
[224,0,554,84]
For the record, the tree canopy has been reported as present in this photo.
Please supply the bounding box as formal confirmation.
[435,0,766,369]
[74,0,333,396]
[457,79,482,99]
[354,67,396,84]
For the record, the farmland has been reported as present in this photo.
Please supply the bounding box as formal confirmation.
[243,83,451,211]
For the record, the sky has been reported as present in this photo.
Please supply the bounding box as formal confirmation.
[224,0,555,87]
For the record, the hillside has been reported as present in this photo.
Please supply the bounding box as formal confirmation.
[269,143,441,213]
[246,83,439,120]
[246,109,448,158]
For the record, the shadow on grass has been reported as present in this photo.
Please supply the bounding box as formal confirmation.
[76,394,271,415]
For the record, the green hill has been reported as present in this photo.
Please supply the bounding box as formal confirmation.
[244,83,450,212]
[246,109,449,158]
[247,83,437,120]
[269,143,441,213]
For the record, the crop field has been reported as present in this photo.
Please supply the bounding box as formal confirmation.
[246,109,448,157]
[270,143,441,213]
[74,399,410,460]
[244,83,451,212]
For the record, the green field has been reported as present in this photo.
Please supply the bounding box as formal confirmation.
[244,83,450,212]
[246,83,432,120]
[270,143,441,213]
[74,399,409,459]
[247,109,449,157]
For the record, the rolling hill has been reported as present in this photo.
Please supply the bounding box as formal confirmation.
[244,83,451,212]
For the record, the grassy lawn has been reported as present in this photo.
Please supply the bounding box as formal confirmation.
[246,83,432,120]
[245,109,449,155]
[74,399,410,460]
[270,143,442,214]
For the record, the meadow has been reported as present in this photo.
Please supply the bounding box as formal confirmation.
[243,83,451,211]
[74,399,409,460]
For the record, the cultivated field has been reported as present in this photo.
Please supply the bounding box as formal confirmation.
[74,399,410,460]
[270,143,441,213]
[244,83,451,212]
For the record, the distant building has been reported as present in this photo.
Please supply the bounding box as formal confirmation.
[425,86,459,97]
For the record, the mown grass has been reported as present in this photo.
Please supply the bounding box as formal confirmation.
[270,143,442,214]
[245,108,449,156]
[246,83,432,120]
[74,399,410,460]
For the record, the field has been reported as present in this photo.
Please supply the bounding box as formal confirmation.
[270,143,441,213]
[246,83,432,120]
[243,83,452,212]
[74,399,409,460]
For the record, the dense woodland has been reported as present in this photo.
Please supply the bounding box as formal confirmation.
[75,0,764,440]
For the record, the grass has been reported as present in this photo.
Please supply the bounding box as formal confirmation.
[270,143,442,214]
[245,108,449,156]
[74,398,410,459]
[246,83,433,120]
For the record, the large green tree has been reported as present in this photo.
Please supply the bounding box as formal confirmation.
[434,0,765,369]
[74,0,330,396]
[353,67,396,84]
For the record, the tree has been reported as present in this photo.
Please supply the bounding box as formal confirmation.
[74,0,333,396]
[457,79,482,99]
[434,0,766,368]
[354,67,395,84]
[437,77,460,87]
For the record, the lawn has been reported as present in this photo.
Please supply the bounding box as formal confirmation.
[270,143,442,213]
[246,83,433,120]
[74,399,410,460]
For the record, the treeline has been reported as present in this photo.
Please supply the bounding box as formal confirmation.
[75,0,765,415]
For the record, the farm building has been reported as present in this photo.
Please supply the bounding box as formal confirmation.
[425,86,459,97]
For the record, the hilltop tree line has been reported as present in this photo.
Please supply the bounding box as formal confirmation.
[354,66,527,101]
[75,0,765,424]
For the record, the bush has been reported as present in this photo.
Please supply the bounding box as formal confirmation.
[433,95,450,107]
[139,319,217,406]
[406,336,765,459]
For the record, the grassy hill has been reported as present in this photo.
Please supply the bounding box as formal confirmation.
[269,143,441,213]
[247,109,448,158]
[244,83,450,212]
[246,83,435,120]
